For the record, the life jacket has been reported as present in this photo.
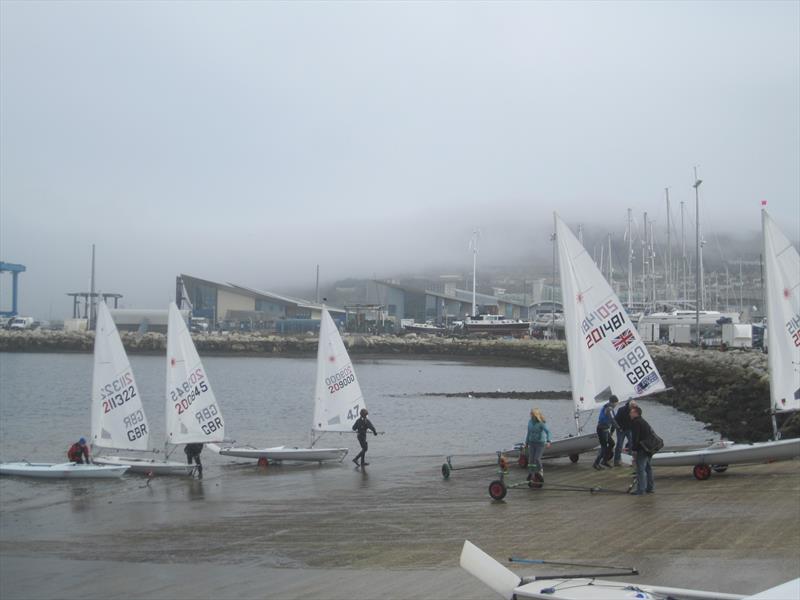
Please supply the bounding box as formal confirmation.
[67,443,84,462]
[597,403,614,428]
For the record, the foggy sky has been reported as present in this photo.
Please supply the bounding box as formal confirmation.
[1,1,798,319]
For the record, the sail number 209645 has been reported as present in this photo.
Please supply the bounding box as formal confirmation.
[172,369,209,415]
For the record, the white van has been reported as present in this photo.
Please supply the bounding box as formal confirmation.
[9,316,34,330]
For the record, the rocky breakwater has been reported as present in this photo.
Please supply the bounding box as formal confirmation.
[1,330,796,441]
[649,345,799,442]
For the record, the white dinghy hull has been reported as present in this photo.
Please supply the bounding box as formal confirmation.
[92,455,194,475]
[543,432,599,460]
[208,443,348,463]
[0,462,129,479]
[460,541,795,600]
[651,438,800,468]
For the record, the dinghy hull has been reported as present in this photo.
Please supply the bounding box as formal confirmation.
[92,455,194,475]
[0,462,129,479]
[208,443,348,463]
[651,438,800,467]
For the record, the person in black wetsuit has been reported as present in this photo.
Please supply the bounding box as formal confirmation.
[184,443,204,478]
[351,408,377,467]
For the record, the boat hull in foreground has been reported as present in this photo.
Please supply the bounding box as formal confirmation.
[92,455,193,475]
[544,432,599,460]
[0,461,129,479]
[207,443,348,463]
[460,540,796,600]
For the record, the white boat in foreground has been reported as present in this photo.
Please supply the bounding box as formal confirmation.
[460,540,798,600]
[0,462,129,479]
[211,308,353,463]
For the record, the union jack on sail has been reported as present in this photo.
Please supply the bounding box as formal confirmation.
[612,329,635,351]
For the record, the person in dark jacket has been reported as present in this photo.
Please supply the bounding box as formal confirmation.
[67,437,90,464]
[184,443,204,479]
[352,408,377,467]
[613,400,637,466]
[593,395,620,470]
[630,405,656,495]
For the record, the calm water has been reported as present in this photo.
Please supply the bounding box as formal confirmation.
[0,352,715,461]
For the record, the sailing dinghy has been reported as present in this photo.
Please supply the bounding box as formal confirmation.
[552,213,666,457]
[459,540,799,600]
[209,308,351,463]
[91,302,192,475]
[0,302,131,479]
[646,209,799,479]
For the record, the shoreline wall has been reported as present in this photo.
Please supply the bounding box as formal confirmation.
[1,330,796,442]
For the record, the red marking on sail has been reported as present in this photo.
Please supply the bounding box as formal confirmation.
[576,293,583,303]
[170,357,176,367]
[329,355,336,362]
[761,200,768,206]
[784,288,791,299]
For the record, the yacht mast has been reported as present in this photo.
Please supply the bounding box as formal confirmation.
[665,188,672,301]
[470,229,479,317]
[694,167,703,345]
[627,209,633,307]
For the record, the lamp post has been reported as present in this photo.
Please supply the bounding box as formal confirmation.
[693,167,703,346]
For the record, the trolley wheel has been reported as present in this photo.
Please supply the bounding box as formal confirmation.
[257,457,269,467]
[693,464,712,481]
[518,453,529,468]
[488,480,508,501]
[712,465,728,473]
[441,463,451,479]
[569,454,580,464]
[528,472,544,489]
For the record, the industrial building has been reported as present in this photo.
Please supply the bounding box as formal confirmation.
[178,275,344,333]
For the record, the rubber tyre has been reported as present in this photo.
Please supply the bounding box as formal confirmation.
[712,465,728,473]
[693,464,712,481]
[529,472,544,489]
[489,480,508,501]
[518,453,528,468]
[441,463,451,479]
[569,454,580,464]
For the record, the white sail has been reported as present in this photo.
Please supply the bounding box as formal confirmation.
[763,209,800,413]
[556,213,666,413]
[312,309,365,433]
[91,301,150,451]
[165,302,225,444]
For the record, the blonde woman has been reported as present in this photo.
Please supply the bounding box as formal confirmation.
[526,408,552,479]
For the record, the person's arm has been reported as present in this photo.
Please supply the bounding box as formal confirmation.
[544,424,552,445]
[352,419,359,432]
[367,418,377,435]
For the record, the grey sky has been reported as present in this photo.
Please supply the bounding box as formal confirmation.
[1,1,798,319]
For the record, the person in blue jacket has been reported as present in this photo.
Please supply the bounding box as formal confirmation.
[526,408,552,478]
[593,395,620,470]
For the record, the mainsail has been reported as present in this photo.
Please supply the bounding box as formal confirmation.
[165,302,225,444]
[762,209,800,414]
[312,308,365,434]
[556,213,666,417]
[91,301,150,451]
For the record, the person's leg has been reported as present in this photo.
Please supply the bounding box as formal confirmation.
[645,456,653,492]
[614,429,625,465]
[594,429,608,468]
[635,453,648,495]
[353,437,367,465]
[360,438,369,465]
[532,443,544,474]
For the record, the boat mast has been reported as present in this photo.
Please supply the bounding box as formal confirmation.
[649,219,656,309]
[90,243,96,330]
[694,167,703,345]
[627,209,633,308]
[470,229,479,317]
[642,212,648,309]
[607,233,613,289]
[666,188,671,301]
[681,200,687,306]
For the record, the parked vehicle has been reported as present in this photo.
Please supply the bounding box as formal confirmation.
[8,316,34,330]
